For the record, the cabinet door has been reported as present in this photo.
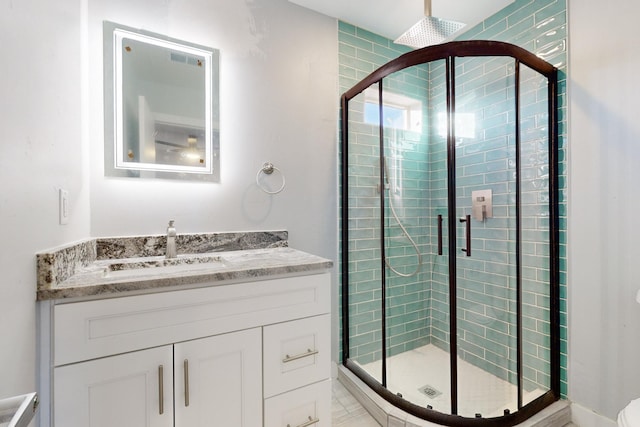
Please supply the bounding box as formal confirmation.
[174,328,262,427]
[54,346,173,427]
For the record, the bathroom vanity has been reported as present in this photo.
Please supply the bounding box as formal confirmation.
[36,231,333,427]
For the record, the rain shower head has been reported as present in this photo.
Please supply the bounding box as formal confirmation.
[394,0,465,49]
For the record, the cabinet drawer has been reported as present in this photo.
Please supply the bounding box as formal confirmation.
[53,273,330,366]
[264,379,331,427]
[263,314,330,398]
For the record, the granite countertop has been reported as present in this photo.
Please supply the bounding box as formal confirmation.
[36,231,333,301]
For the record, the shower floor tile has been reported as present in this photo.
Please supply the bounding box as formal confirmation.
[359,344,546,418]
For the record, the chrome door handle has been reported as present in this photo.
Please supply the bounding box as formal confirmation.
[184,359,190,407]
[287,415,320,427]
[282,349,319,363]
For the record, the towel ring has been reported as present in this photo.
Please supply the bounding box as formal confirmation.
[256,162,286,194]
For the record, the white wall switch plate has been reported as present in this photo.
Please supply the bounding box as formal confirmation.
[59,189,69,225]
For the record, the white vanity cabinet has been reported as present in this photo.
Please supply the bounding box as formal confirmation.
[54,328,262,427]
[40,272,331,427]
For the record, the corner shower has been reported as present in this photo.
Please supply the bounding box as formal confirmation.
[340,41,559,426]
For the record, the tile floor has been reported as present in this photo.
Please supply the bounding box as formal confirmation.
[332,378,381,426]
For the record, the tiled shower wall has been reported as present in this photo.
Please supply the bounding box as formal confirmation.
[339,0,567,397]
[443,0,567,396]
[340,23,432,366]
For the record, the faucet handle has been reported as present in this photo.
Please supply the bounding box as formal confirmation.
[167,220,177,238]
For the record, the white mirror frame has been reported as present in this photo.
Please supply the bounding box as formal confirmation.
[104,21,220,181]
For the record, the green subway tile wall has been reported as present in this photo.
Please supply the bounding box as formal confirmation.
[339,0,567,401]
[456,0,567,398]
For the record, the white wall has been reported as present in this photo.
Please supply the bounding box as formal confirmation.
[568,0,640,422]
[0,0,91,399]
[88,0,338,261]
[0,0,338,403]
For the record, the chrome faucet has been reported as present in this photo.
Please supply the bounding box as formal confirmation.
[166,220,177,259]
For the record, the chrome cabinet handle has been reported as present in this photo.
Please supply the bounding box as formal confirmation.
[184,359,190,407]
[459,214,471,256]
[282,348,319,363]
[287,416,320,427]
[158,365,164,415]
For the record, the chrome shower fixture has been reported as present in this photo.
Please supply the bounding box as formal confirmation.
[383,157,423,278]
[394,0,465,49]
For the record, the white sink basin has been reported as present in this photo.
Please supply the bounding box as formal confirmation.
[107,254,224,271]
[102,254,226,277]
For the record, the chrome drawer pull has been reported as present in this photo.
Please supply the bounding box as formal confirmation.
[282,348,319,363]
[287,415,320,427]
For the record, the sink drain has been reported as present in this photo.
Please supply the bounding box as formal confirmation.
[418,384,442,399]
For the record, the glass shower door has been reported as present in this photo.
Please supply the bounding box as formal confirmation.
[453,56,519,418]
[344,83,384,384]
[380,60,452,414]
[518,63,553,406]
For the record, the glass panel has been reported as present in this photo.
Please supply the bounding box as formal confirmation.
[346,84,383,383]
[519,64,552,405]
[454,56,518,417]
[381,60,451,414]
[426,59,452,415]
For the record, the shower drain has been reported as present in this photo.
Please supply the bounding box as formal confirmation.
[418,384,442,399]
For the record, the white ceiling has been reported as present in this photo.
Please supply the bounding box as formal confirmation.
[288,0,515,42]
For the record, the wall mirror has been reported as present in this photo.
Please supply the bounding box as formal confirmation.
[104,21,220,181]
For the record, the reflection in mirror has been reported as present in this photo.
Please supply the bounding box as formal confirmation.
[104,22,220,181]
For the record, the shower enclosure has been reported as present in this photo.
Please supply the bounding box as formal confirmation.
[341,41,559,426]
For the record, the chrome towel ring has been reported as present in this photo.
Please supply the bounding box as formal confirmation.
[256,162,286,194]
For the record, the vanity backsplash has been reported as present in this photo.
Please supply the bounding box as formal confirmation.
[37,231,288,290]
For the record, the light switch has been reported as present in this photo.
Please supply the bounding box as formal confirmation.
[59,189,69,225]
